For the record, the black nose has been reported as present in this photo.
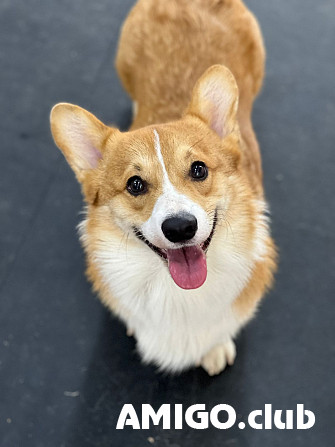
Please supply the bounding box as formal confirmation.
[161,214,198,243]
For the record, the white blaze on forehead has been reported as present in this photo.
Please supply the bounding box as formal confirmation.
[153,129,165,174]
[140,130,211,249]
[153,129,174,193]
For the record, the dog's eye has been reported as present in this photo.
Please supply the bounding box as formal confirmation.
[190,161,208,181]
[126,176,148,196]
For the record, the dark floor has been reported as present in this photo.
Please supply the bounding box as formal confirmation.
[0,0,334,446]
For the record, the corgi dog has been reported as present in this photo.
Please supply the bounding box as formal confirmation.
[50,0,276,375]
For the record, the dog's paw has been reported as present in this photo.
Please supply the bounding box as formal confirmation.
[126,327,134,337]
[201,339,236,376]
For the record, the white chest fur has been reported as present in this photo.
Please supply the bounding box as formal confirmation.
[87,226,258,372]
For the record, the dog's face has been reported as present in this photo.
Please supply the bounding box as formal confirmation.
[51,65,246,290]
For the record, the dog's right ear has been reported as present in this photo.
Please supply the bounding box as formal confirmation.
[50,103,115,182]
[186,65,239,139]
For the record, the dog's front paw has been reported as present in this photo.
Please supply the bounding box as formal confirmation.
[201,339,236,376]
[126,327,134,337]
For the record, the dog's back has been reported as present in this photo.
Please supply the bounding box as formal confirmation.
[116,0,265,192]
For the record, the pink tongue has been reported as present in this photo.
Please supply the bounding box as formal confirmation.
[166,246,207,290]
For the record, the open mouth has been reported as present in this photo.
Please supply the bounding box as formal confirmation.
[134,213,217,290]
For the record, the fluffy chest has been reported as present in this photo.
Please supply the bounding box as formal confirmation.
[92,233,254,370]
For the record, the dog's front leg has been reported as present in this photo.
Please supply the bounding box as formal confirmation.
[200,339,236,376]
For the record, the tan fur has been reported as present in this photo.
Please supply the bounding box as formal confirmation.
[116,0,265,194]
[233,240,277,320]
[115,0,276,318]
[50,0,277,373]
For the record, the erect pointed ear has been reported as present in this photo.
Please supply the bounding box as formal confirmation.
[50,103,112,181]
[186,65,239,139]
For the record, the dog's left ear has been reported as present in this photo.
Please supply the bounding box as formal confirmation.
[50,103,114,182]
[50,103,119,204]
[186,65,239,139]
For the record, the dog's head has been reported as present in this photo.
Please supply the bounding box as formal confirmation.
[50,65,252,290]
